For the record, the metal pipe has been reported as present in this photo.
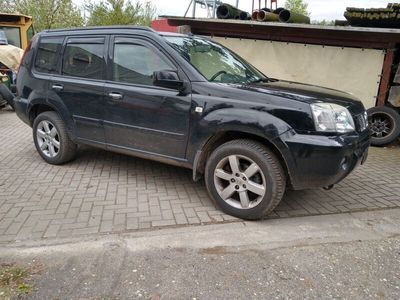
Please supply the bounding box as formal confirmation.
[257,10,279,22]
[192,0,196,18]
[251,10,259,20]
[273,7,285,14]
[278,9,311,24]
[216,3,245,19]
[239,11,251,20]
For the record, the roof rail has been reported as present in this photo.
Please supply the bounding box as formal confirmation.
[44,25,155,33]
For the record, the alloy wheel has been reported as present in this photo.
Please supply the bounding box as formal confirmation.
[36,120,60,158]
[213,154,266,209]
[369,113,394,138]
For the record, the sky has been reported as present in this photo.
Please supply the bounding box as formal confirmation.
[74,0,392,21]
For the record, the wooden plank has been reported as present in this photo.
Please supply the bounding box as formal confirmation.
[377,46,396,106]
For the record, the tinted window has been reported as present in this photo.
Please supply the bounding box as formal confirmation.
[0,27,21,48]
[34,37,64,73]
[113,43,172,86]
[62,43,104,80]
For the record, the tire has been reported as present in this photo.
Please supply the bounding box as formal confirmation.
[0,95,7,109]
[0,83,14,110]
[32,111,77,164]
[205,139,286,220]
[6,98,15,110]
[367,106,400,146]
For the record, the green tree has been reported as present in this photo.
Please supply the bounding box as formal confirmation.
[312,19,335,26]
[1,0,84,32]
[284,0,310,16]
[85,0,156,27]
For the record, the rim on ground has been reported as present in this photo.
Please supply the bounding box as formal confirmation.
[36,120,60,158]
[369,112,394,139]
[213,154,266,210]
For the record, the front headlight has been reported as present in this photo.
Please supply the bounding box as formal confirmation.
[311,103,355,133]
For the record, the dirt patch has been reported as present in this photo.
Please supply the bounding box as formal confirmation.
[0,261,43,299]
[199,246,230,255]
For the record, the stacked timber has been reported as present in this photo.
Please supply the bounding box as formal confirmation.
[344,3,400,28]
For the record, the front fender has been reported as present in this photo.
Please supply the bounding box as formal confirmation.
[187,107,292,163]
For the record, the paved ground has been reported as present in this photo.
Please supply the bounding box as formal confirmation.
[1,108,400,243]
[1,209,400,299]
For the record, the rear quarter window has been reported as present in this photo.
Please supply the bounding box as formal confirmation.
[34,37,64,73]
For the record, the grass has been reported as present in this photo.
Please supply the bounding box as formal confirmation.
[0,264,34,299]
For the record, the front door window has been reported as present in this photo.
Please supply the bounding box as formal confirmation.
[112,43,173,86]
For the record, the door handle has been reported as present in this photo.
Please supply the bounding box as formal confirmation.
[52,84,63,92]
[108,92,123,100]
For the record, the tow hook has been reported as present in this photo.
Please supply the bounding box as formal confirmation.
[323,184,334,191]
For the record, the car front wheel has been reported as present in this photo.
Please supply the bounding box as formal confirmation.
[205,139,286,220]
[33,111,77,164]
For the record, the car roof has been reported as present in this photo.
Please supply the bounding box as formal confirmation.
[41,25,157,35]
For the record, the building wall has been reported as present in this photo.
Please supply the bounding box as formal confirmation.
[213,37,385,109]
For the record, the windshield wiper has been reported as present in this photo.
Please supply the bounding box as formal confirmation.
[250,77,270,84]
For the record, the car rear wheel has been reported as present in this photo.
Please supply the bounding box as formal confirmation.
[205,139,286,220]
[367,106,400,146]
[33,111,77,164]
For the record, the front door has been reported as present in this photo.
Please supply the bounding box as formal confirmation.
[103,36,191,159]
[50,36,107,145]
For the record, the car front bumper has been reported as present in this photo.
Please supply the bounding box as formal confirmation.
[279,130,370,190]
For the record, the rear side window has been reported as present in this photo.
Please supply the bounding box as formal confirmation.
[34,37,64,73]
[62,42,104,80]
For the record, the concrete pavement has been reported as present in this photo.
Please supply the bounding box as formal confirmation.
[1,208,399,299]
[1,108,400,244]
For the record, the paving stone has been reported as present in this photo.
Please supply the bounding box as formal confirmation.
[152,219,176,227]
[0,110,399,243]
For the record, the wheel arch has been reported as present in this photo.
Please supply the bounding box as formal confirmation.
[28,102,76,141]
[29,103,55,125]
[193,130,292,187]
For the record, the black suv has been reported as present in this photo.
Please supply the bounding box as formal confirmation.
[14,26,369,220]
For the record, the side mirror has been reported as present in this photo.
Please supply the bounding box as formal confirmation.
[153,70,185,90]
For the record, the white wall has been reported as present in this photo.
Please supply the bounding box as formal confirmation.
[213,37,385,109]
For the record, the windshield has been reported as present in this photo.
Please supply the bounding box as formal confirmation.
[164,35,266,84]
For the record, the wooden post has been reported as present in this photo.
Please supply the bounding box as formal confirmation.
[377,45,396,107]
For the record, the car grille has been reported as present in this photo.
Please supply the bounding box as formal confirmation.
[354,111,368,132]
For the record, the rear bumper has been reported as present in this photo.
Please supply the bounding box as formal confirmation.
[13,96,31,126]
[280,130,370,190]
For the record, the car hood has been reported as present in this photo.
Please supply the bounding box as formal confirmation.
[244,79,363,108]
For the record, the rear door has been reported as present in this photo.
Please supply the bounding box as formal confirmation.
[103,36,192,159]
[50,36,107,145]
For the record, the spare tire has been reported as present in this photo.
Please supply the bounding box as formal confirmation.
[367,106,400,146]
